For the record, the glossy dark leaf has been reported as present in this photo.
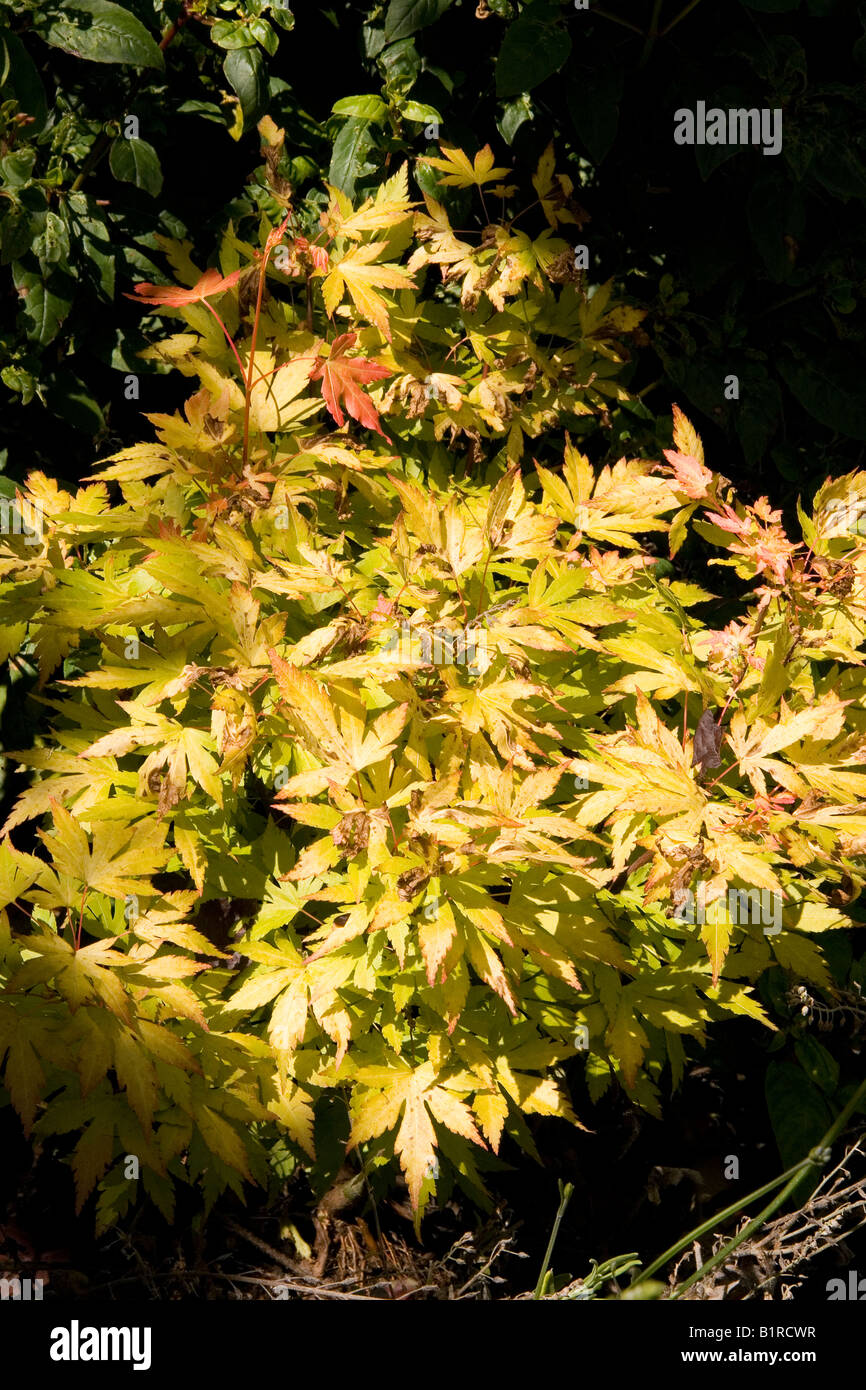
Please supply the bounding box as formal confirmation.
[495,5,571,98]
[0,28,48,132]
[109,137,163,197]
[0,207,34,266]
[44,368,106,434]
[328,117,379,197]
[33,0,164,69]
[12,263,74,346]
[566,65,623,165]
[210,19,258,50]
[765,1060,831,1200]
[794,1036,839,1096]
[779,350,866,442]
[384,0,452,44]
[223,48,267,131]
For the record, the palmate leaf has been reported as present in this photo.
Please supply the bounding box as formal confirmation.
[325,163,415,240]
[247,351,317,434]
[9,931,134,1022]
[310,333,391,435]
[408,194,475,279]
[267,648,409,789]
[321,243,415,340]
[31,802,169,906]
[536,449,680,548]
[349,1055,485,1211]
[423,143,512,188]
[82,706,224,811]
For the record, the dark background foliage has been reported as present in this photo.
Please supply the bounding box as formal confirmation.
[314,0,866,504]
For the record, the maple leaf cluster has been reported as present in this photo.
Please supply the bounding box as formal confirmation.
[1,149,865,1228]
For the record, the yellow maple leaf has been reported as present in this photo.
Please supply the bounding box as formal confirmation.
[531,141,580,228]
[326,163,415,240]
[605,999,649,1090]
[349,1056,485,1210]
[321,242,414,340]
[34,802,169,905]
[423,143,512,188]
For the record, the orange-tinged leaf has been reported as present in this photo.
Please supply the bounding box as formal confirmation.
[663,449,713,500]
[125,266,241,307]
[267,649,348,760]
[463,931,517,1014]
[311,333,391,435]
[395,1086,439,1211]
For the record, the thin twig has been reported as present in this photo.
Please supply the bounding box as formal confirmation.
[659,0,705,38]
[593,6,644,36]
[638,0,664,67]
[221,1215,305,1274]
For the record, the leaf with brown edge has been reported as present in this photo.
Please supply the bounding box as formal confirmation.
[418,901,458,986]
[266,649,349,762]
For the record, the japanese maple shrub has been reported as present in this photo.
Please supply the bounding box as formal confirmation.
[1,136,864,1228]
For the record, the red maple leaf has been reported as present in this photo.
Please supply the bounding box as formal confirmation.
[310,332,390,435]
[124,266,242,307]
